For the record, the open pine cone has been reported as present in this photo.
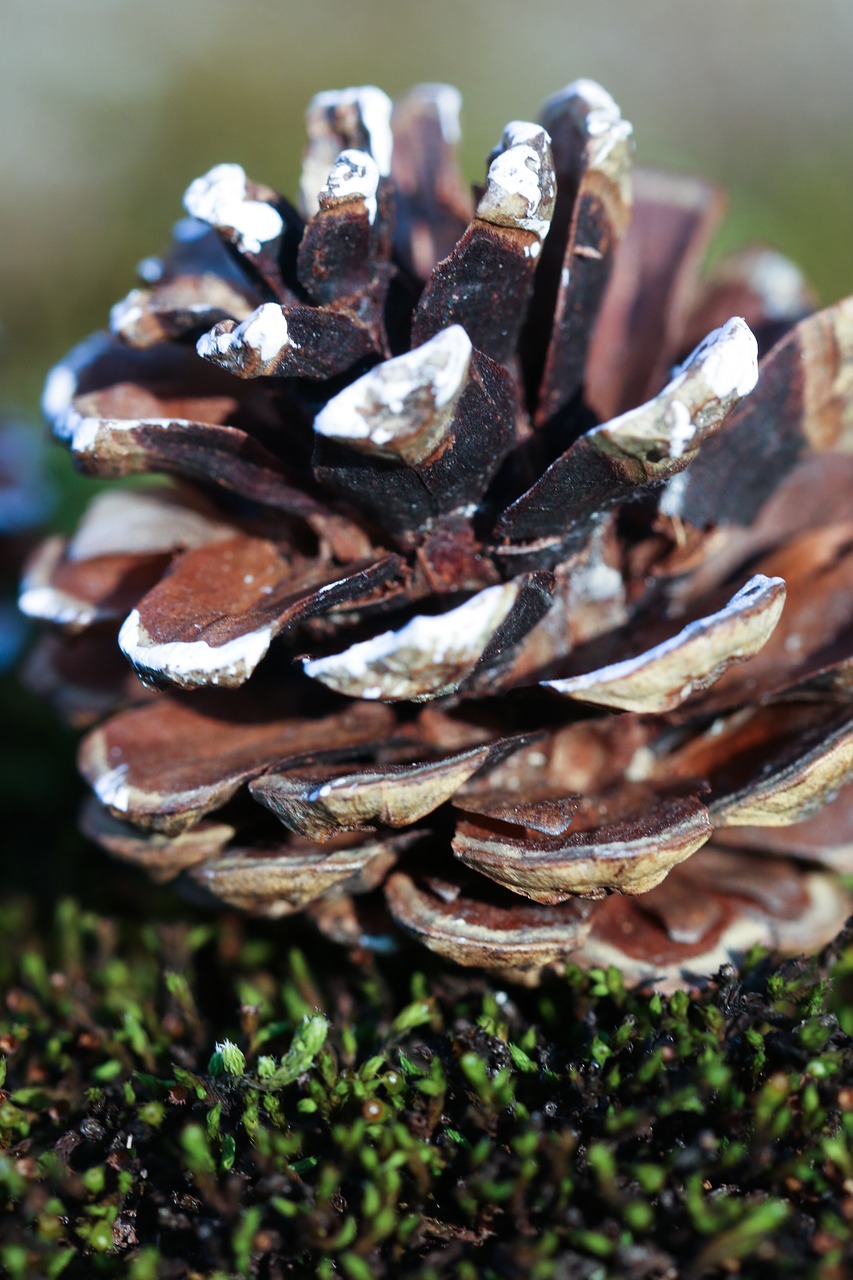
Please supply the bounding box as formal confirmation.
[22,81,853,987]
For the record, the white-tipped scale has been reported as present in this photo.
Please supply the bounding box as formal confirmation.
[670,315,759,400]
[18,585,99,630]
[477,123,556,240]
[599,316,758,471]
[540,79,623,139]
[538,79,633,195]
[656,318,759,518]
[478,155,553,238]
[119,608,275,690]
[42,333,115,441]
[42,365,78,436]
[92,763,132,814]
[319,149,380,225]
[197,303,292,374]
[303,581,521,702]
[313,325,472,465]
[69,415,200,461]
[501,120,552,150]
[419,83,462,144]
[300,86,393,216]
[18,536,102,629]
[66,490,232,562]
[309,86,394,174]
[542,575,787,715]
[183,164,283,255]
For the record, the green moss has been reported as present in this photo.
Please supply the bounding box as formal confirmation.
[1,892,853,1277]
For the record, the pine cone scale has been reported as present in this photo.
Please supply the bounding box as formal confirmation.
[77,694,396,833]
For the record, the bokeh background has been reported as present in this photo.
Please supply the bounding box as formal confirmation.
[2,0,852,895]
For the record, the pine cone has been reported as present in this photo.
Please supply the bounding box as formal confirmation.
[23,81,853,987]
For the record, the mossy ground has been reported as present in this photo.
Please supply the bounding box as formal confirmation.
[3,673,853,1279]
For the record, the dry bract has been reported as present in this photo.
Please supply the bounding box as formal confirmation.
[23,79,853,987]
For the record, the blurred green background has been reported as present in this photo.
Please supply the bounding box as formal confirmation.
[3,0,853,417]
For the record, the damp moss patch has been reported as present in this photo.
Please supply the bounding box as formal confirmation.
[2,897,853,1278]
